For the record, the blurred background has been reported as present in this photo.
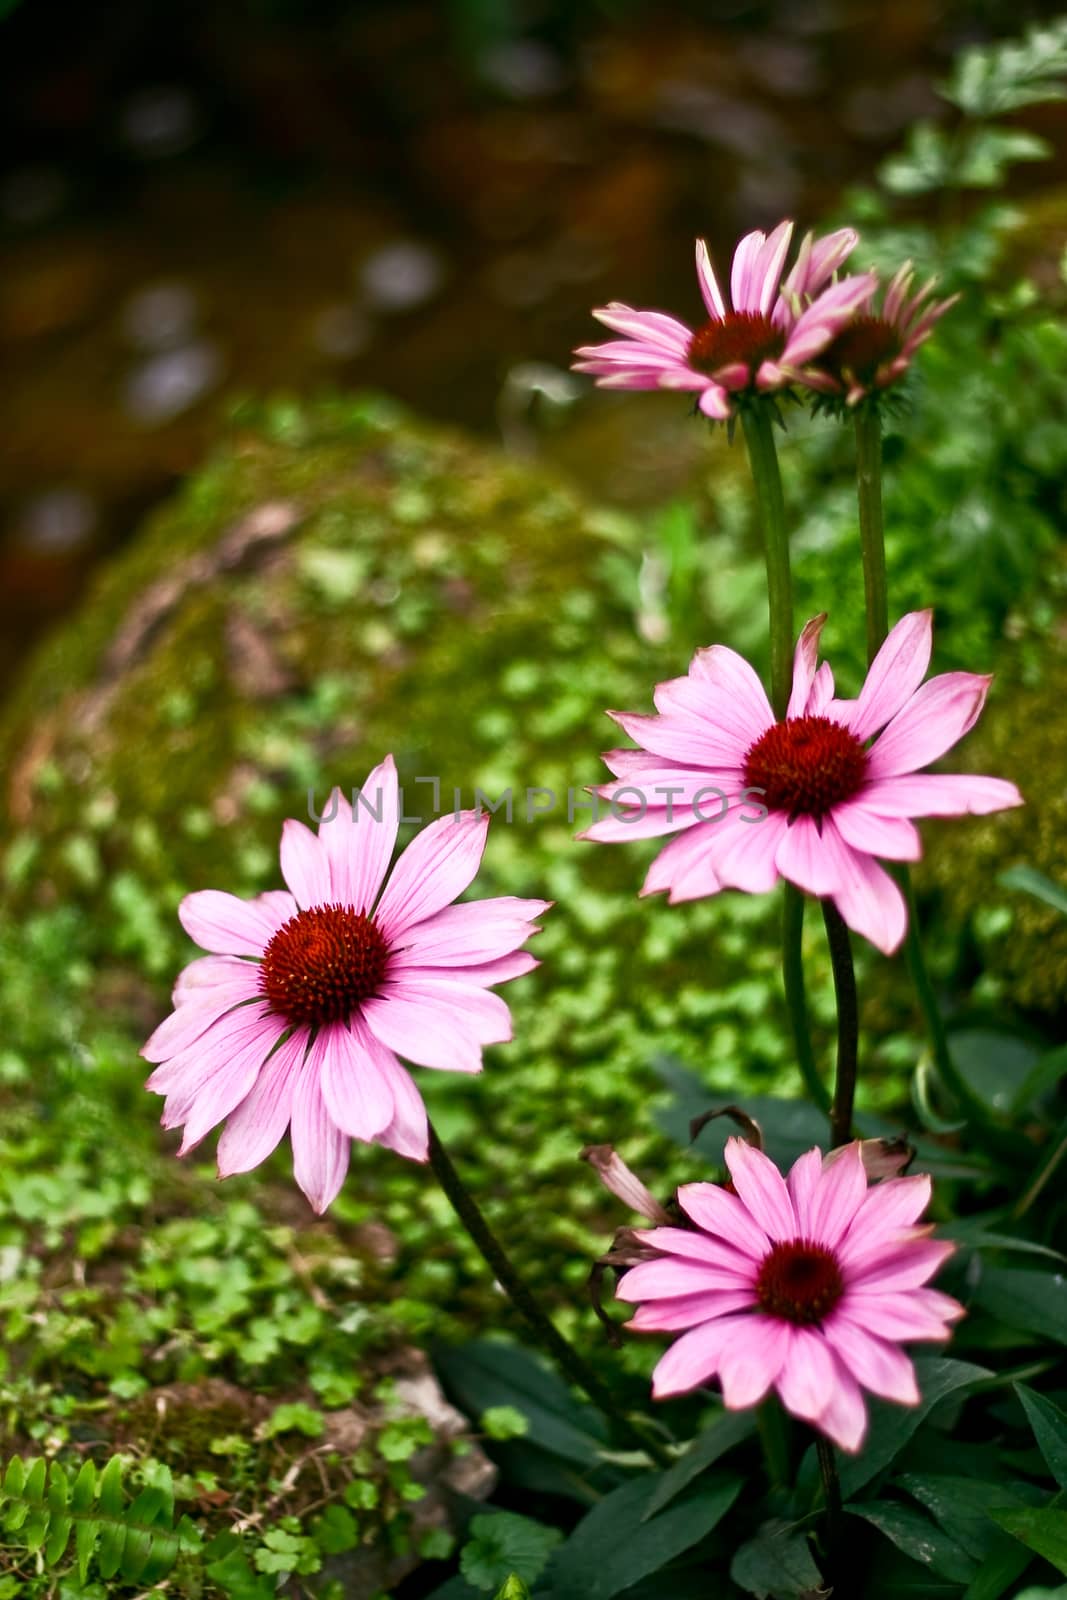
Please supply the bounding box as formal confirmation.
[2,0,1057,689]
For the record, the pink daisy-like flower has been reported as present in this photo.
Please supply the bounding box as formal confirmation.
[580,609,1022,954]
[572,222,876,419]
[143,756,548,1213]
[618,1136,964,1452]
[802,261,960,405]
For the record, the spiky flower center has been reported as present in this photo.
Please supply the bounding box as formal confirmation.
[687,312,785,377]
[819,314,901,385]
[260,905,390,1026]
[743,715,868,820]
[756,1239,844,1326]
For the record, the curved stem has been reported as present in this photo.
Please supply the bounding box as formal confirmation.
[783,885,830,1114]
[853,403,889,662]
[821,902,859,1148]
[426,1123,670,1465]
[740,403,794,718]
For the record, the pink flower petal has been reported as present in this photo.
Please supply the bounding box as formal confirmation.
[699,384,731,419]
[786,613,828,719]
[591,303,693,353]
[651,1315,746,1398]
[320,756,400,912]
[179,889,295,958]
[677,1181,771,1261]
[775,815,843,897]
[217,1029,308,1177]
[831,802,922,862]
[718,1315,790,1407]
[817,1358,868,1452]
[167,1015,283,1157]
[628,1288,754,1331]
[867,672,993,780]
[782,273,878,365]
[806,661,835,715]
[689,645,776,742]
[695,238,726,319]
[375,812,490,941]
[730,229,766,314]
[724,1137,796,1241]
[823,1316,920,1405]
[851,611,933,741]
[705,809,788,893]
[173,954,261,1003]
[837,1173,933,1271]
[290,1058,350,1213]
[362,986,491,1074]
[752,220,794,317]
[850,1237,955,1292]
[143,981,263,1062]
[146,1003,279,1097]
[817,821,909,954]
[617,1257,753,1302]
[776,1325,837,1422]
[859,773,1023,818]
[371,1045,429,1162]
[786,1147,823,1237]
[279,818,332,908]
[641,823,723,902]
[632,1226,759,1279]
[807,1142,867,1247]
[841,1286,962,1343]
[388,896,549,967]
[315,1021,395,1143]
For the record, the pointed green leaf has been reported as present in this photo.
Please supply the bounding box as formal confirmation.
[2,1459,25,1497]
[44,1513,72,1566]
[493,1580,531,1600]
[847,1501,978,1583]
[76,1516,98,1583]
[975,1268,1067,1343]
[71,1460,96,1514]
[730,1518,824,1597]
[98,1517,126,1581]
[991,1505,1067,1576]
[644,1408,755,1519]
[898,1474,1044,1562]
[23,1458,46,1505]
[838,1358,991,1498]
[22,1507,49,1553]
[98,1456,124,1516]
[1017,1387,1067,1490]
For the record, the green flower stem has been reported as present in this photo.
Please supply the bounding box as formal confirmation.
[816,1436,844,1572]
[853,403,889,659]
[426,1123,671,1466]
[783,885,830,1114]
[740,403,793,718]
[821,902,859,1148]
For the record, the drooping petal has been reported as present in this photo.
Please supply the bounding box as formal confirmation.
[290,1056,350,1214]
[724,1137,796,1241]
[850,611,933,741]
[628,1288,755,1331]
[817,1358,868,1452]
[217,1029,308,1177]
[849,1237,955,1293]
[837,1174,933,1272]
[146,1003,279,1097]
[816,821,909,954]
[372,1047,430,1162]
[179,889,295,958]
[314,1021,395,1143]
[782,273,878,365]
[822,1316,920,1405]
[591,303,693,353]
[375,812,490,940]
[867,672,993,780]
[650,1313,751,1397]
[704,809,788,894]
[698,384,732,420]
[840,1286,963,1343]
[362,984,494,1074]
[776,1325,837,1422]
[718,1315,790,1407]
[143,980,263,1062]
[617,1257,753,1302]
[775,815,843,897]
[279,818,332,908]
[830,802,922,862]
[632,1226,759,1278]
[641,823,723,902]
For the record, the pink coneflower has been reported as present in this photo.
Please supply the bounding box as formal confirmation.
[580,609,1022,954]
[618,1137,964,1452]
[143,756,548,1212]
[572,222,875,419]
[802,262,959,405]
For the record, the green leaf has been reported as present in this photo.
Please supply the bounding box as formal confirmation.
[313,1504,359,1556]
[481,1406,529,1441]
[974,1267,1067,1343]
[1018,1388,1067,1490]
[2,1459,25,1497]
[460,1512,562,1592]
[897,1474,1044,1562]
[643,1407,754,1519]
[493,1580,532,1600]
[838,1359,990,1499]
[545,1472,741,1598]
[98,1456,124,1517]
[956,127,1050,187]
[1000,866,1067,918]
[75,1515,98,1582]
[991,1505,1067,1576]
[264,1401,324,1438]
[730,1519,823,1597]
[847,1501,978,1583]
[70,1461,96,1515]
[435,1341,608,1467]
[24,1458,46,1504]
[879,123,952,196]
[939,1216,1065,1263]
[1011,1045,1067,1116]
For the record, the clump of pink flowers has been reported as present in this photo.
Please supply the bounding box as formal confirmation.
[582,609,1022,953]
[618,1137,963,1451]
[573,222,875,419]
[143,755,547,1212]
